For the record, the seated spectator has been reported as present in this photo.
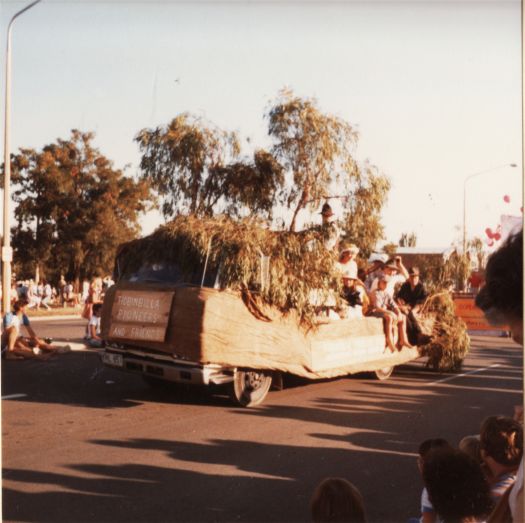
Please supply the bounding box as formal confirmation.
[364,256,385,292]
[63,281,79,307]
[9,283,18,307]
[396,266,430,345]
[337,242,359,278]
[26,280,41,309]
[310,477,367,523]
[414,438,452,523]
[40,280,53,310]
[2,300,71,360]
[368,276,413,352]
[339,265,368,319]
[459,435,482,464]
[86,303,104,348]
[480,416,523,504]
[423,447,493,523]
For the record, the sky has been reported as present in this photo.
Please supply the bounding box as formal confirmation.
[1,0,522,250]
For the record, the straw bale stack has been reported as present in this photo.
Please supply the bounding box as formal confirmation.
[419,292,470,371]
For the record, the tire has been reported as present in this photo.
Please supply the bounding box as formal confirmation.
[374,366,394,380]
[231,369,273,407]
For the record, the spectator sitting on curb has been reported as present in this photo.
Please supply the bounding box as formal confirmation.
[86,303,104,348]
[423,447,493,523]
[1,299,72,360]
[311,477,367,523]
[480,416,523,504]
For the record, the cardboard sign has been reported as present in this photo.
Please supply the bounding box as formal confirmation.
[109,290,174,342]
[453,296,508,331]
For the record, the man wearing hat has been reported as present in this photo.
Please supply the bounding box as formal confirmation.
[369,255,408,296]
[320,202,340,251]
[396,266,429,345]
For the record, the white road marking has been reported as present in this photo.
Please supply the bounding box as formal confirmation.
[2,393,27,400]
[429,363,501,386]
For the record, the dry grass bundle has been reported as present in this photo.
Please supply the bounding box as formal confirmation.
[419,292,470,371]
[116,215,343,327]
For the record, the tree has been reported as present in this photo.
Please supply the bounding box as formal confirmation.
[204,149,284,220]
[266,88,359,232]
[399,232,417,247]
[382,243,398,258]
[340,162,391,259]
[9,130,151,286]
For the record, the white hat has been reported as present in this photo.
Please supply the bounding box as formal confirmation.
[368,253,388,263]
[341,263,358,280]
[340,242,360,255]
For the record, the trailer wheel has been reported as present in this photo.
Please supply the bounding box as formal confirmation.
[231,369,272,407]
[374,366,394,380]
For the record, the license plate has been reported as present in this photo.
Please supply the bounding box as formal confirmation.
[103,352,124,367]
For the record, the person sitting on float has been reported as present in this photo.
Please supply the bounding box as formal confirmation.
[339,264,368,320]
[337,242,359,276]
[370,256,408,296]
[368,276,413,352]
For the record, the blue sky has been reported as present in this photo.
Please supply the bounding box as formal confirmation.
[1,0,522,249]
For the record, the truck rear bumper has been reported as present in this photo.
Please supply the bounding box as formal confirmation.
[101,346,234,386]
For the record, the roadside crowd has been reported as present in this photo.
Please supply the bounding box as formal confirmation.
[1,274,113,360]
[310,226,523,523]
[6,274,115,311]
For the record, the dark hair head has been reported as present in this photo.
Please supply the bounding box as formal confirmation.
[423,448,493,523]
[476,229,522,324]
[311,477,367,523]
[480,415,523,467]
[418,438,451,459]
[13,299,29,312]
[92,303,103,315]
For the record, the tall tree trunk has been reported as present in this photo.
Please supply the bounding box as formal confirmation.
[288,187,309,232]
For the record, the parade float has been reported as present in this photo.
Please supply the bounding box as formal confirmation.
[100,215,464,406]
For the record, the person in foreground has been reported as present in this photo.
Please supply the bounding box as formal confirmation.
[1,299,71,360]
[311,477,367,523]
[423,447,493,523]
[475,228,523,522]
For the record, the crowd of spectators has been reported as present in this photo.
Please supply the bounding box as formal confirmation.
[6,274,114,311]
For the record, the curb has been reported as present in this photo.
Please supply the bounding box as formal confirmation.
[29,315,82,322]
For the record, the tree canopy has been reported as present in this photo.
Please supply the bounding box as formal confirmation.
[9,129,151,285]
[135,114,284,220]
[266,88,360,232]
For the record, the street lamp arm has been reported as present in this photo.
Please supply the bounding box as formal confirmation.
[7,0,42,34]
[462,162,518,256]
[463,163,518,188]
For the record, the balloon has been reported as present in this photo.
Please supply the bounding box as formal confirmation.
[487,239,494,247]
[504,195,511,203]
[494,233,501,241]
[485,227,494,239]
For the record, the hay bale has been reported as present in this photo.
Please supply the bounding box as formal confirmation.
[115,215,343,327]
[419,292,470,371]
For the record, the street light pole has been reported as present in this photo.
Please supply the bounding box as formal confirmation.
[2,0,42,314]
[462,163,517,256]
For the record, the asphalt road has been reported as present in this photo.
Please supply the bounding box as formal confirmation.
[2,318,523,522]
